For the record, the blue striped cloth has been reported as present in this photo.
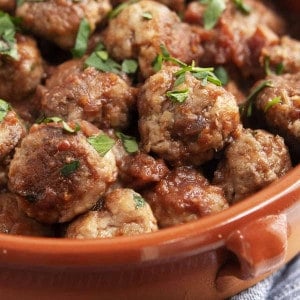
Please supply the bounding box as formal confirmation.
[231,255,300,300]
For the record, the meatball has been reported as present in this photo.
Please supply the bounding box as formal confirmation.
[213,128,292,203]
[144,166,228,228]
[111,0,184,13]
[0,192,53,236]
[102,0,203,78]
[138,66,240,166]
[0,34,44,102]
[0,0,15,12]
[260,36,300,75]
[8,122,118,223]
[254,73,300,155]
[184,0,285,74]
[66,188,158,239]
[16,0,111,49]
[0,106,26,161]
[38,59,137,130]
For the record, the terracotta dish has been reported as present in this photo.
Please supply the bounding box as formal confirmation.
[0,164,298,299]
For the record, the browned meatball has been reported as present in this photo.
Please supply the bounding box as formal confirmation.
[111,0,184,12]
[213,128,292,203]
[0,106,26,161]
[138,66,240,166]
[184,0,285,74]
[38,59,137,130]
[102,0,203,78]
[144,166,228,228]
[16,0,111,49]
[0,0,15,12]
[0,192,53,236]
[260,36,300,75]
[8,122,118,223]
[0,34,44,102]
[66,188,158,239]
[254,73,300,155]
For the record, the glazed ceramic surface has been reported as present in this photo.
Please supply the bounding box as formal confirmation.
[0,165,299,300]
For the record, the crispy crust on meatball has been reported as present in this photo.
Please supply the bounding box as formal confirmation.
[66,188,158,239]
[144,166,228,228]
[138,66,240,166]
[213,128,292,203]
[8,123,117,223]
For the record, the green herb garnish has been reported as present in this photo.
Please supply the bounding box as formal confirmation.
[121,59,138,74]
[61,160,80,177]
[0,11,19,60]
[0,99,10,122]
[133,194,145,209]
[200,0,226,30]
[39,116,80,133]
[142,11,152,20]
[152,44,186,72]
[108,0,138,19]
[71,18,91,58]
[214,66,229,85]
[166,89,189,103]
[85,43,138,76]
[232,0,251,15]
[264,56,284,76]
[87,133,115,156]
[264,96,282,112]
[242,80,273,117]
[116,132,139,154]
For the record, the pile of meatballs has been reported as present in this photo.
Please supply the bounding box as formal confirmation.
[0,0,299,239]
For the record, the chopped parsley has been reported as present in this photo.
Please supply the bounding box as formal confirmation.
[39,116,80,133]
[152,44,186,72]
[133,194,145,209]
[61,160,80,177]
[0,99,10,122]
[200,0,226,30]
[264,96,282,112]
[241,80,273,117]
[116,132,139,154]
[153,45,222,104]
[71,18,91,58]
[232,0,251,15]
[166,89,189,103]
[0,12,19,60]
[121,59,138,74]
[214,66,229,85]
[264,57,284,76]
[142,11,153,20]
[108,0,138,19]
[85,43,138,76]
[87,133,115,156]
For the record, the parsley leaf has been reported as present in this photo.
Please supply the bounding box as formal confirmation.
[133,194,145,209]
[87,133,115,156]
[116,132,139,154]
[142,11,153,20]
[71,18,91,58]
[121,59,138,74]
[264,96,282,112]
[85,51,122,73]
[39,116,80,133]
[108,0,138,19]
[242,80,273,117]
[166,89,189,103]
[264,56,284,76]
[233,0,251,15]
[0,99,10,122]
[200,0,226,30]
[0,12,19,60]
[214,66,229,85]
[61,160,80,177]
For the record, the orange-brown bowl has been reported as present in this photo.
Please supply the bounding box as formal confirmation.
[0,164,299,300]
